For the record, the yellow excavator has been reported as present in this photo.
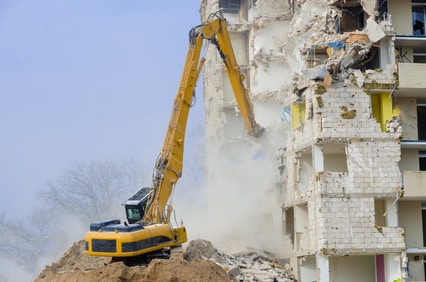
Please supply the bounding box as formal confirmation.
[84,11,264,260]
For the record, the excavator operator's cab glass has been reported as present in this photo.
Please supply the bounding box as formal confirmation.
[123,187,152,224]
[126,205,144,224]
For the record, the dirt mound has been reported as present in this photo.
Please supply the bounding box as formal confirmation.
[36,260,147,282]
[143,258,230,281]
[35,239,296,282]
[35,240,230,282]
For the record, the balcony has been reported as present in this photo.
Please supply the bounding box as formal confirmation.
[403,171,426,198]
[398,63,426,89]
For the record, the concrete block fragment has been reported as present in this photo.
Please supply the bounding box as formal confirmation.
[227,265,241,277]
[365,17,385,42]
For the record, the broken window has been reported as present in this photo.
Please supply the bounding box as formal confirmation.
[219,0,241,14]
[412,1,426,36]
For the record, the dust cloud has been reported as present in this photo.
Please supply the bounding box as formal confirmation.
[175,126,291,259]
[0,259,33,282]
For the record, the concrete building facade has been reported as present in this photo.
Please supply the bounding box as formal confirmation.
[200,0,426,281]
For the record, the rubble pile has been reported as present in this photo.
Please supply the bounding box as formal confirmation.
[186,240,295,281]
[35,239,296,282]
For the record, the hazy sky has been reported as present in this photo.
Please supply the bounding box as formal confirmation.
[0,1,204,217]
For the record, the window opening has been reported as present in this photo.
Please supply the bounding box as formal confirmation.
[339,5,366,33]
[364,46,380,70]
[297,151,312,194]
[219,0,241,14]
[419,151,426,171]
[417,100,426,140]
[375,199,386,227]
[414,49,426,63]
[397,47,412,63]
[413,4,426,36]
[371,92,394,132]
[421,203,426,275]
[323,143,348,172]
[377,0,388,21]
[284,207,294,247]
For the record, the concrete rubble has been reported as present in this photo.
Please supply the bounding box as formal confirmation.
[185,240,296,282]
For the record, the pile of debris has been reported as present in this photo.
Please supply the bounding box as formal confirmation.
[35,239,296,282]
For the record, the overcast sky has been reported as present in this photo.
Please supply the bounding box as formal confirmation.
[0,1,204,217]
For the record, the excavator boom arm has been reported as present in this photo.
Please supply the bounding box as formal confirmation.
[204,17,264,137]
[144,12,263,223]
[144,33,204,223]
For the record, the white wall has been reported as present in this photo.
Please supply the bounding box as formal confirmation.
[399,201,423,247]
[388,0,412,35]
[400,149,420,171]
[395,97,418,141]
[299,255,316,282]
[329,255,375,282]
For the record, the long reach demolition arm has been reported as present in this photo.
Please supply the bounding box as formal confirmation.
[84,11,263,259]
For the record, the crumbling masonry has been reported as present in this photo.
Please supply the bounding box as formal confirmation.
[201,0,426,281]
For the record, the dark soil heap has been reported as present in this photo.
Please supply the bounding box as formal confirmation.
[35,240,231,282]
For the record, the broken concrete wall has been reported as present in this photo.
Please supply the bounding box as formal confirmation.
[279,0,405,280]
[248,0,291,20]
[202,0,407,280]
[313,191,405,253]
[312,142,402,195]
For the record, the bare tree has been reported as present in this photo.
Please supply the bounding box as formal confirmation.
[40,160,147,223]
[0,121,206,281]
[0,160,147,280]
[0,211,50,276]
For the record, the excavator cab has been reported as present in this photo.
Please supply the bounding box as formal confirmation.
[123,187,152,224]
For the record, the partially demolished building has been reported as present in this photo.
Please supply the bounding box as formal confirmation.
[200,0,426,281]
